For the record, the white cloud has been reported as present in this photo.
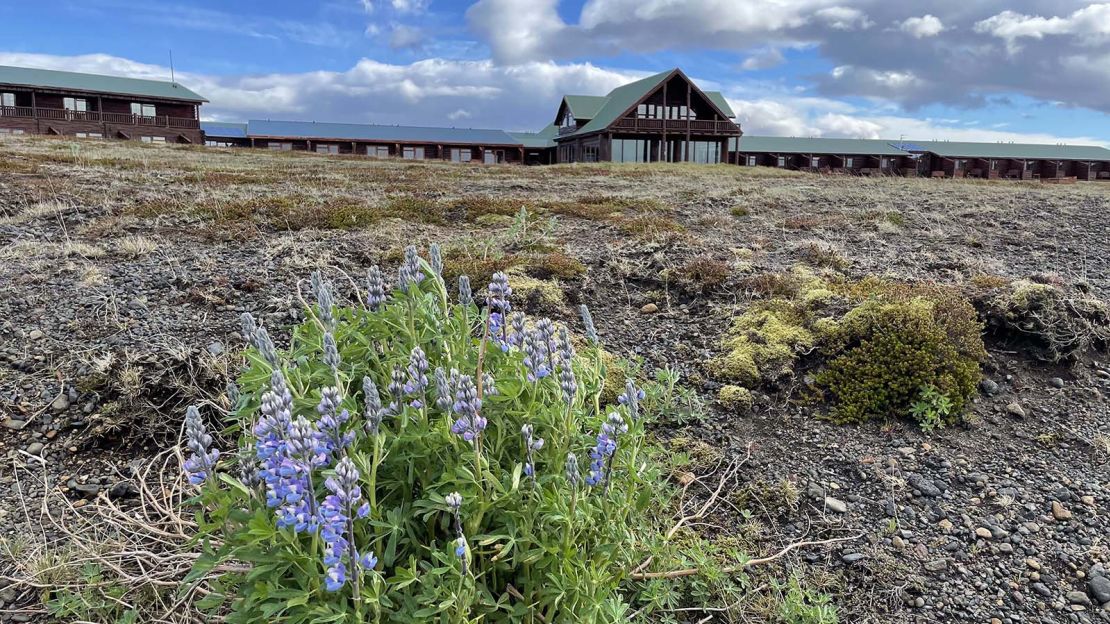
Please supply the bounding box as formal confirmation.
[447,109,472,120]
[740,47,785,71]
[899,14,945,38]
[814,7,873,31]
[466,0,569,63]
[974,4,1110,48]
[389,24,424,49]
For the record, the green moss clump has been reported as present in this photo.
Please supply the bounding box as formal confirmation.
[714,303,815,386]
[718,385,753,412]
[816,295,985,425]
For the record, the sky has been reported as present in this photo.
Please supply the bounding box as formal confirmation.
[1,0,1108,145]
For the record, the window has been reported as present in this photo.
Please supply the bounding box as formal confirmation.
[76,132,103,139]
[1024,160,1034,171]
[449,148,468,162]
[811,157,820,168]
[131,103,156,117]
[582,144,599,162]
[881,157,891,168]
[206,140,234,147]
[403,146,425,160]
[315,144,339,154]
[1,93,14,107]
[141,136,167,144]
[845,157,854,168]
[561,111,575,128]
[777,156,787,167]
[369,145,390,158]
[747,155,757,166]
[267,142,292,151]
[483,151,502,165]
[0,128,26,135]
[64,97,88,112]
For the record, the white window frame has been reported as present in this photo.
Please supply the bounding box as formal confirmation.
[403,146,425,160]
[76,132,103,139]
[1,92,14,107]
[131,102,156,117]
[64,97,88,112]
[315,144,339,155]
[777,156,786,167]
[811,157,820,168]
[845,157,854,168]
[141,136,167,144]
[369,145,390,158]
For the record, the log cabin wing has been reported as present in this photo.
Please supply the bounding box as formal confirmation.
[0,65,205,144]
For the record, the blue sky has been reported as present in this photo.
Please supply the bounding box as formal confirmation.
[1,0,1108,144]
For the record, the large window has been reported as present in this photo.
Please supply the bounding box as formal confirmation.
[76,132,103,139]
[206,140,234,147]
[845,157,855,168]
[561,111,575,128]
[635,104,695,120]
[483,151,502,164]
[747,155,757,166]
[267,142,292,151]
[64,97,88,112]
[0,128,26,135]
[777,156,787,167]
[369,145,390,158]
[131,102,156,117]
[811,157,820,168]
[450,148,468,162]
[582,144,599,162]
[315,144,339,154]
[1,92,14,107]
[403,146,425,160]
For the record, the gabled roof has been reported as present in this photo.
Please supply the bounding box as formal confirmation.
[730,136,1110,161]
[509,124,559,149]
[704,91,734,118]
[246,120,521,146]
[561,95,607,121]
[0,65,207,102]
[201,122,248,139]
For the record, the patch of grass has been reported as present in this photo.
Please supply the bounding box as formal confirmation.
[676,255,732,293]
[615,214,686,238]
[730,205,751,217]
[116,235,158,258]
[196,194,380,230]
[521,250,586,279]
[797,240,850,270]
[541,195,661,220]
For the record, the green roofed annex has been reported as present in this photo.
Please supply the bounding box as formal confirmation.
[3,63,1109,180]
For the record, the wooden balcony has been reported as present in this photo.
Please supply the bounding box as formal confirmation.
[557,125,577,136]
[0,105,199,129]
[611,117,739,134]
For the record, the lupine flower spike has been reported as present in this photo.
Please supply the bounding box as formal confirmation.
[363,376,385,435]
[404,346,429,407]
[458,275,472,306]
[445,492,468,575]
[557,327,577,405]
[320,456,374,591]
[183,405,219,486]
[317,387,354,456]
[487,272,512,348]
[254,326,280,367]
[521,424,545,479]
[397,245,424,293]
[586,412,628,492]
[449,375,485,443]
[240,312,258,346]
[618,379,645,420]
[225,381,240,409]
[565,452,580,487]
[434,367,453,412]
[387,364,406,414]
[322,332,341,373]
[579,304,599,345]
[311,270,336,331]
[429,243,444,278]
[366,265,387,311]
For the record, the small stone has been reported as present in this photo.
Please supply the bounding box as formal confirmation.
[25,442,44,456]
[207,341,224,356]
[28,329,44,340]
[51,394,71,412]
[1067,591,1091,606]
[976,527,993,539]
[640,303,658,314]
[938,519,954,532]
[1032,583,1052,598]
[1081,495,1095,506]
[824,496,847,513]
[925,559,948,572]
[892,536,906,550]
[1049,377,1065,389]
[1051,501,1072,521]
[979,379,1000,395]
[1005,402,1026,418]
[841,553,865,564]
[3,419,27,431]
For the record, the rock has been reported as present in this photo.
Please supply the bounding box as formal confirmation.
[975,527,993,539]
[908,474,942,497]
[25,442,44,456]
[979,379,1000,395]
[841,553,865,564]
[1089,576,1110,605]
[1026,558,1042,571]
[938,519,954,532]
[207,341,224,355]
[51,394,71,412]
[1049,377,1065,388]
[1005,402,1026,419]
[108,482,139,500]
[1067,591,1091,606]
[824,497,848,513]
[640,303,658,314]
[1051,501,1072,521]
[892,536,906,550]
[1032,583,1052,598]
[3,418,27,431]
[28,329,44,340]
[924,559,948,573]
[1081,495,1095,506]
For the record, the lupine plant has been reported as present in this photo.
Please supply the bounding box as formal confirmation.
[185,246,678,623]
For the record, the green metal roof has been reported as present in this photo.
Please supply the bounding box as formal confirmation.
[567,70,672,138]
[0,65,207,103]
[509,124,558,149]
[562,95,607,121]
[704,91,734,118]
[731,135,1110,161]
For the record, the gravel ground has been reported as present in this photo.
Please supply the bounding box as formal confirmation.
[1,135,1108,622]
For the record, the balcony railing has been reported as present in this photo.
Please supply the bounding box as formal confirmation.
[0,105,199,129]
[610,117,739,133]
[557,125,577,136]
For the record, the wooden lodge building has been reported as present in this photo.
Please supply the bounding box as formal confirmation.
[3,64,1108,179]
[0,65,205,144]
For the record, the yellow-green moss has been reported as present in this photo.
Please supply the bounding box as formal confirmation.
[506,273,565,307]
[718,385,753,412]
[714,304,815,386]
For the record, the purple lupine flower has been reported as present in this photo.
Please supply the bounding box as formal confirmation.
[366,265,387,311]
[508,312,526,349]
[455,536,469,574]
[521,424,544,478]
[396,245,425,293]
[429,243,444,278]
[458,276,473,306]
[556,326,577,405]
[322,332,340,372]
[183,405,219,485]
[443,491,468,573]
[240,312,258,347]
[311,270,336,331]
[387,364,406,413]
[254,326,279,367]
[404,346,429,407]
[487,272,512,347]
[445,491,463,511]
[522,329,551,382]
[618,379,646,420]
[482,372,498,397]
[586,412,627,491]
[319,456,373,592]
[363,376,385,436]
[535,318,557,372]
[565,452,580,487]
[449,375,485,443]
[579,305,598,345]
[317,387,354,455]
[274,415,329,533]
[434,367,453,412]
[237,448,261,490]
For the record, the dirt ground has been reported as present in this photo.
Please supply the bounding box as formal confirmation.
[1,135,1108,623]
